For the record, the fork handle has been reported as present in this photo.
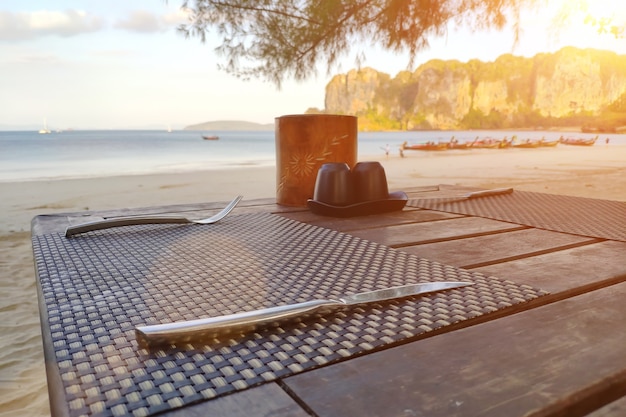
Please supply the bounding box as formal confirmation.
[65,217,190,237]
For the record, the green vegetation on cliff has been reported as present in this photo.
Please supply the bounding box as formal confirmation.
[324,47,626,131]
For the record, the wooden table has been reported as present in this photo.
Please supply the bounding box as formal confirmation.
[31,185,626,417]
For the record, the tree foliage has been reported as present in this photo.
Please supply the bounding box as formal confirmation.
[178,0,537,86]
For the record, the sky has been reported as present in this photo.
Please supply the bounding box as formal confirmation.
[0,0,624,130]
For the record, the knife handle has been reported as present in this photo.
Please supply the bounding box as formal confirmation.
[65,217,190,237]
[135,299,339,347]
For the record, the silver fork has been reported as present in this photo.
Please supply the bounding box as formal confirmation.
[65,195,243,237]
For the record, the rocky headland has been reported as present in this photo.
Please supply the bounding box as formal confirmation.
[323,47,626,131]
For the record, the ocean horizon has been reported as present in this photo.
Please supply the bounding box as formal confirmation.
[0,129,621,183]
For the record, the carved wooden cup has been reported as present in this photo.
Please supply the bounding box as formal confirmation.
[275,114,358,207]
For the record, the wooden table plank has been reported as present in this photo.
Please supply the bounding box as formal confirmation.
[398,228,596,269]
[473,240,626,294]
[157,383,308,417]
[284,282,626,417]
[586,396,626,417]
[279,208,462,232]
[346,216,525,247]
[30,188,626,417]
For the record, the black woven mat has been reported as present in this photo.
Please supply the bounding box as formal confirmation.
[33,212,548,417]
[409,191,626,242]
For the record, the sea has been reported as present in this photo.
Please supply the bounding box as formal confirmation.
[0,129,622,182]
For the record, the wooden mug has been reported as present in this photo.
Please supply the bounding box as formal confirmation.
[275,114,358,206]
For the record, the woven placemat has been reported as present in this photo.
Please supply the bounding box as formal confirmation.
[33,212,548,417]
[409,191,626,242]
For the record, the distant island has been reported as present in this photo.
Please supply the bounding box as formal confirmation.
[184,120,274,131]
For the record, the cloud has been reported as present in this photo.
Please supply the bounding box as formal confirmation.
[114,10,186,33]
[91,49,135,57]
[14,53,62,64]
[114,10,162,33]
[0,9,104,41]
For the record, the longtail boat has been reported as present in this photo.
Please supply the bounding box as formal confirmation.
[401,141,449,151]
[512,138,558,148]
[470,139,501,149]
[538,139,559,147]
[447,137,473,149]
[559,135,598,146]
[512,140,542,148]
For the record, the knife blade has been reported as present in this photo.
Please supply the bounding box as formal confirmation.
[420,187,514,205]
[135,281,472,347]
[465,187,513,199]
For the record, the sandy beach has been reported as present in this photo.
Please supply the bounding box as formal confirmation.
[1,144,625,417]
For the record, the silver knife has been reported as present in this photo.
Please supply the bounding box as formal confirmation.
[422,187,514,204]
[135,281,472,347]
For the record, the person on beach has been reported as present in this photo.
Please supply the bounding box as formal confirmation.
[380,144,390,158]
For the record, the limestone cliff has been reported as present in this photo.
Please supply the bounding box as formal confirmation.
[324,47,626,130]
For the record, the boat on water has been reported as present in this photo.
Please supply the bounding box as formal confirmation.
[512,140,541,148]
[469,138,504,149]
[401,135,560,151]
[538,139,559,147]
[202,135,219,140]
[471,142,499,149]
[39,118,51,134]
[512,139,556,148]
[401,141,448,151]
[510,135,559,148]
[448,142,473,149]
[446,137,474,149]
[559,135,598,146]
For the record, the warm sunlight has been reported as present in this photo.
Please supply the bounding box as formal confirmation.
[2,4,626,417]
[553,0,625,38]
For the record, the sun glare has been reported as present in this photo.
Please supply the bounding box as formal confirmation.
[553,0,625,38]
[522,0,626,54]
